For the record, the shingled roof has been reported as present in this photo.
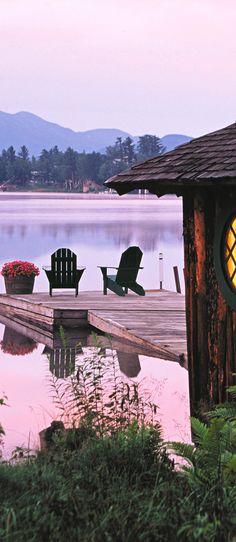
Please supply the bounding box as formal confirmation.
[105,122,236,196]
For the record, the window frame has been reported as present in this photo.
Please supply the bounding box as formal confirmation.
[214,207,236,310]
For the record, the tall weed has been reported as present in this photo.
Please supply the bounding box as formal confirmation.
[48,334,159,438]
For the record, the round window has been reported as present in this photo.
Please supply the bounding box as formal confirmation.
[224,216,236,291]
[214,209,236,310]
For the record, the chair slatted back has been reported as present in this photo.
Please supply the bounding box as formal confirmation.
[51,248,77,286]
[116,246,143,284]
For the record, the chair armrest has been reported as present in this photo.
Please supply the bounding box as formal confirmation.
[98,266,143,272]
[105,267,143,270]
[97,266,119,269]
[42,266,51,270]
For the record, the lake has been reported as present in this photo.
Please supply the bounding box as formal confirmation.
[0,193,191,458]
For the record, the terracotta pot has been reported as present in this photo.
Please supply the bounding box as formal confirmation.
[4,275,35,295]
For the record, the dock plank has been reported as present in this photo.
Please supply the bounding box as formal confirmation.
[0,290,187,363]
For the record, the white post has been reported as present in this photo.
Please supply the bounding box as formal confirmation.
[159,252,163,290]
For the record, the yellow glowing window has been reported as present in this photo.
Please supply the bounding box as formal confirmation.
[224,217,236,290]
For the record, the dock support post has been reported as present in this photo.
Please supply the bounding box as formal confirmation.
[173,266,181,293]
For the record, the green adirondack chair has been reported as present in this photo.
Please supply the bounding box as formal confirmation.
[99,246,145,296]
[43,248,85,296]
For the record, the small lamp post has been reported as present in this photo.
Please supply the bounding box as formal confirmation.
[159,252,163,290]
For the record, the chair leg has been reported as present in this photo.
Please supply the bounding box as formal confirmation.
[50,286,52,296]
[103,280,107,295]
[129,283,145,296]
[124,287,128,294]
[76,285,78,297]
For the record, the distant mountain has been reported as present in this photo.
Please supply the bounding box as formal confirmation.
[0,112,131,156]
[0,111,192,156]
[161,134,192,152]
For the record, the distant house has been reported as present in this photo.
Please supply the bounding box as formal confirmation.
[82,179,102,193]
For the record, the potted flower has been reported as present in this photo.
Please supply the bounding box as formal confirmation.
[1,260,40,294]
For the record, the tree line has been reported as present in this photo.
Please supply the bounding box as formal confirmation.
[0,135,165,189]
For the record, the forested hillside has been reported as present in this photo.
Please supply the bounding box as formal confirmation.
[0,135,165,190]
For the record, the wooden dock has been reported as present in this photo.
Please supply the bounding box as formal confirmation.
[0,290,187,363]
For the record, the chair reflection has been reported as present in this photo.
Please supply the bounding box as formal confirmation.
[43,345,83,378]
[43,345,141,380]
[0,316,143,380]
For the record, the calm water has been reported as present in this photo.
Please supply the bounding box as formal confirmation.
[0,192,184,292]
[0,193,190,457]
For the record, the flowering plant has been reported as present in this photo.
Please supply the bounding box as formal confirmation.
[1,261,40,278]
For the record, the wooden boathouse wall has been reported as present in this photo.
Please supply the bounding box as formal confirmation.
[183,189,236,413]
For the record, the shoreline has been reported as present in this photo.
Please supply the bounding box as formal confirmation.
[0,191,179,201]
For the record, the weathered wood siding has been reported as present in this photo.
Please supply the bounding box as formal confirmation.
[183,190,236,414]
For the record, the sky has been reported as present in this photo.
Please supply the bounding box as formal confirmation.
[0,0,235,137]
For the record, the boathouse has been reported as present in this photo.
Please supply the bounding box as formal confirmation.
[105,122,236,414]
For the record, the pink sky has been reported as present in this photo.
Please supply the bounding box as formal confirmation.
[0,0,235,136]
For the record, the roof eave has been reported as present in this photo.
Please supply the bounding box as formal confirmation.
[105,176,236,196]
[104,122,236,195]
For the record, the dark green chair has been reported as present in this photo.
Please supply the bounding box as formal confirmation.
[43,248,85,296]
[99,246,145,296]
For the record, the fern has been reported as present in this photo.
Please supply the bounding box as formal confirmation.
[167,413,236,487]
[208,404,236,421]
[191,417,208,445]
[167,441,195,465]
[227,384,236,399]
[222,452,236,481]
[207,381,236,421]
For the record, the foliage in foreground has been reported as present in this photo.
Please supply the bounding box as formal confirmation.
[0,421,236,542]
[0,396,6,459]
[1,349,236,542]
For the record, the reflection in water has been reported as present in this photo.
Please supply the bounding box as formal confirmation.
[0,195,188,457]
[0,318,191,457]
[43,345,82,379]
[47,345,157,434]
[0,213,182,251]
[44,345,141,380]
[116,351,141,378]
[42,344,191,448]
[1,328,37,356]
